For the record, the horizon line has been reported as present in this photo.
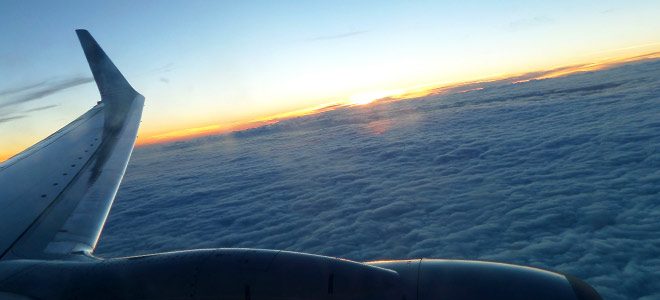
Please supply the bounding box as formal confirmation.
[2,50,660,163]
[133,50,660,147]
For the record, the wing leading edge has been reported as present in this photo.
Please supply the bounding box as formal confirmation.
[0,30,144,260]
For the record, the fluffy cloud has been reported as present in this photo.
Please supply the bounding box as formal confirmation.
[95,60,660,300]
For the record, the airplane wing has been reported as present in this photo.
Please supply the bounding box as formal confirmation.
[0,30,144,260]
[0,30,604,300]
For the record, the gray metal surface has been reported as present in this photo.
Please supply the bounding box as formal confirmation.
[0,30,143,260]
[367,259,603,300]
[0,249,403,300]
[0,250,602,300]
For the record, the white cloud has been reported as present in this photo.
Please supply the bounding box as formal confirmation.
[95,60,660,300]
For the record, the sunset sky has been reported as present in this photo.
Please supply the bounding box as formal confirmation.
[2,1,660,160]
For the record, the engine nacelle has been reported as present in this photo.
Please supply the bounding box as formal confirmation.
[0,249,402,299]
[367,259,602,300]
[0,249,602,299]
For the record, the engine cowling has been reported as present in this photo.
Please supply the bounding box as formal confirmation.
[0,250,602,300]
[367,259,602,300]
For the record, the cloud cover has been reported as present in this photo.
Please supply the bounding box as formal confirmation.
[95,61,660,300]
[0,76,91,126]
[0,76,93,108]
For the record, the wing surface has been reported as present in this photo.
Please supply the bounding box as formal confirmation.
[0,30,144,260]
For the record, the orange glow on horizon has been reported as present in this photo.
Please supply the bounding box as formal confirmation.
[348,88,407,106]
[3,49,660,162]
[136,120,278,146]
[513,51,660,83]
[89,50,660,147]
[135,101,348,146]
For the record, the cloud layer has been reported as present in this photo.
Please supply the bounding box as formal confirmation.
[0,76,93,108]
[95,61,660,300]
[0,76,91,126]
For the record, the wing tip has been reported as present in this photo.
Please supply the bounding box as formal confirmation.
[76,29,135,97]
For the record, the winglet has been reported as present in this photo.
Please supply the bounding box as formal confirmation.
[76,29,135,96]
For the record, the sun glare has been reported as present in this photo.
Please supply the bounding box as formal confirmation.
[3,50,660,163]
[348,88,406,106]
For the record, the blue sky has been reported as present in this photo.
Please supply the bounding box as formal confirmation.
[2,1,660,158]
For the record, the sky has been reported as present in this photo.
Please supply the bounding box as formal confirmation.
[2,1,660,160]
[94,61,660,300]
[2,2,660,299]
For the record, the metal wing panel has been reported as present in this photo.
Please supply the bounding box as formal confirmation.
[0,107,104,258]
[0,30,144,260]
[9,94,144,259]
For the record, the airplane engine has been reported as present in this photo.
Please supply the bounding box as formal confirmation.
[368,259,603,300]
[0,250,602,299]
